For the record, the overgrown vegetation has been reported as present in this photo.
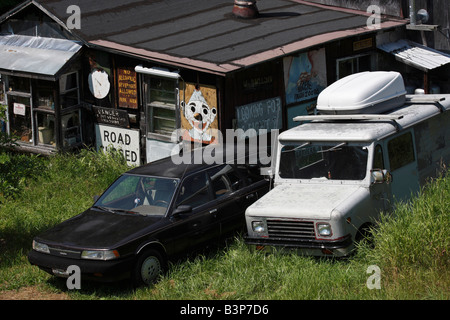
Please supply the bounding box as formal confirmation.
[0,150,448,300]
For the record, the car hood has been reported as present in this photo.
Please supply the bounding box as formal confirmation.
[35,208,165,249]
[246,183,364,219]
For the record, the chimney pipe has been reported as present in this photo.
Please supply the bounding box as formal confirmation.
[232,0,259,19]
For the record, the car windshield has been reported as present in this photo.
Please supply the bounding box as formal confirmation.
[94,174,178,216]
[279,142,369,181]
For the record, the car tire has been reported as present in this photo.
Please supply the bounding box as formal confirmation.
[133,249,165,286]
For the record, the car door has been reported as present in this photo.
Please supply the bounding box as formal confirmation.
[207,164,268,239]
[168,170,220,253]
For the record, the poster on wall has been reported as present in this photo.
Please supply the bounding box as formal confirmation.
[284,48,327,105]
[180,83,218,144]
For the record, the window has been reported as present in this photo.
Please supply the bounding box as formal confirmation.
[336,54,372,80]
[373,144,385,169]
[387,132,415,171]
[61,110,81,147]
[8,95,32,144]
[59,72,79,109]
[36,113,55,146]
[0,74,5,104]
[208,166,233,198]
[177,172,210,208]
[146,76,177,139]
[279,143,369,180]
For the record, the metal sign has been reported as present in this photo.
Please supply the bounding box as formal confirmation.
[95,124,140,166]
[93,106,130,128]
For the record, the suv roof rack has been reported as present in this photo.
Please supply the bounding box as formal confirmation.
[405,95,446,112]
[293,114,404,131]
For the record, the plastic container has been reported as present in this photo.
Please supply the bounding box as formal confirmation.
[316,71,406,115]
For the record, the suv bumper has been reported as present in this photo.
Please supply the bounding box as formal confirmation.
[244,234,353,257]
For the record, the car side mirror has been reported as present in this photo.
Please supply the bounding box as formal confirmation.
[172,205,192,217]
[371,169,393,184]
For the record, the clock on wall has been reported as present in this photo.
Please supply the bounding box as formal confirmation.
[88,69,110,99]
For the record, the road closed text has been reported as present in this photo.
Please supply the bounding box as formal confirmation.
[95,124,140,166]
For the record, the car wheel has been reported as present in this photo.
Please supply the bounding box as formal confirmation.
[133,249,164,286]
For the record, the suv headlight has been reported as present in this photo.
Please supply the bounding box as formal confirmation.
[32,240,50,254]
[252,221,266,233]
[317,223,332,237]
[81,250,119,260]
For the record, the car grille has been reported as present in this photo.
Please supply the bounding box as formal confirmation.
[267,219,316,240]
[49,247,81,259]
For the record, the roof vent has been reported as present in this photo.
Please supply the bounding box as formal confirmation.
[232,0,259,19]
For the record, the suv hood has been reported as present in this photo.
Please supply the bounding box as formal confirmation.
[246,183,363,219]
[35,208,164,249]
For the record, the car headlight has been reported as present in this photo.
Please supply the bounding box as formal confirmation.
[317,223,332,237]
[252,221,266,233]
[81,250,120,260]
[32,240,50,254]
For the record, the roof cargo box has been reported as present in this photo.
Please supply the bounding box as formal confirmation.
[316,71,406,115]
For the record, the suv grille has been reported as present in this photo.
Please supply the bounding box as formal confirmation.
[267,219,315,240]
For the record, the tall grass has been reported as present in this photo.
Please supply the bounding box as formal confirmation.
[0,150,448,300]
[0,149,129,290]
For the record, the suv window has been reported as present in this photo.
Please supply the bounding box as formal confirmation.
[388,132,415,171]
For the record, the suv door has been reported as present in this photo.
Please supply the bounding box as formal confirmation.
[385,130,420,202]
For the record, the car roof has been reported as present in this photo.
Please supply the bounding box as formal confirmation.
[125,144,266,179]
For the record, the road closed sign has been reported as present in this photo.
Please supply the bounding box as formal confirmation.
[95,124,140,166]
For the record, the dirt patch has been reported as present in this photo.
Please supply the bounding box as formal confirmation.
[0,286,70,300]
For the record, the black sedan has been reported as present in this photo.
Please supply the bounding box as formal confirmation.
[28,150,269,286]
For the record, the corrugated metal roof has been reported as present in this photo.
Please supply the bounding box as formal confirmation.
[378,39,450,72]
[0,34,82,77]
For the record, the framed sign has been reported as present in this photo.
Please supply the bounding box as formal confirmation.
[117,67,138,109]
[180,83,218,144]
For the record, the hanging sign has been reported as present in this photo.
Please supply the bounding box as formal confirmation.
[13,103,26,116]
[93,106,130,128]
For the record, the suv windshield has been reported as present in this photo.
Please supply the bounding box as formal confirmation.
[95,175,178,216]
[279,143,368,180]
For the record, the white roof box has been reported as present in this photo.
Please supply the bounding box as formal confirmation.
[316,71,406,115]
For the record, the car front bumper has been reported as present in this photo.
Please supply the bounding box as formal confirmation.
[28,250,135,282]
